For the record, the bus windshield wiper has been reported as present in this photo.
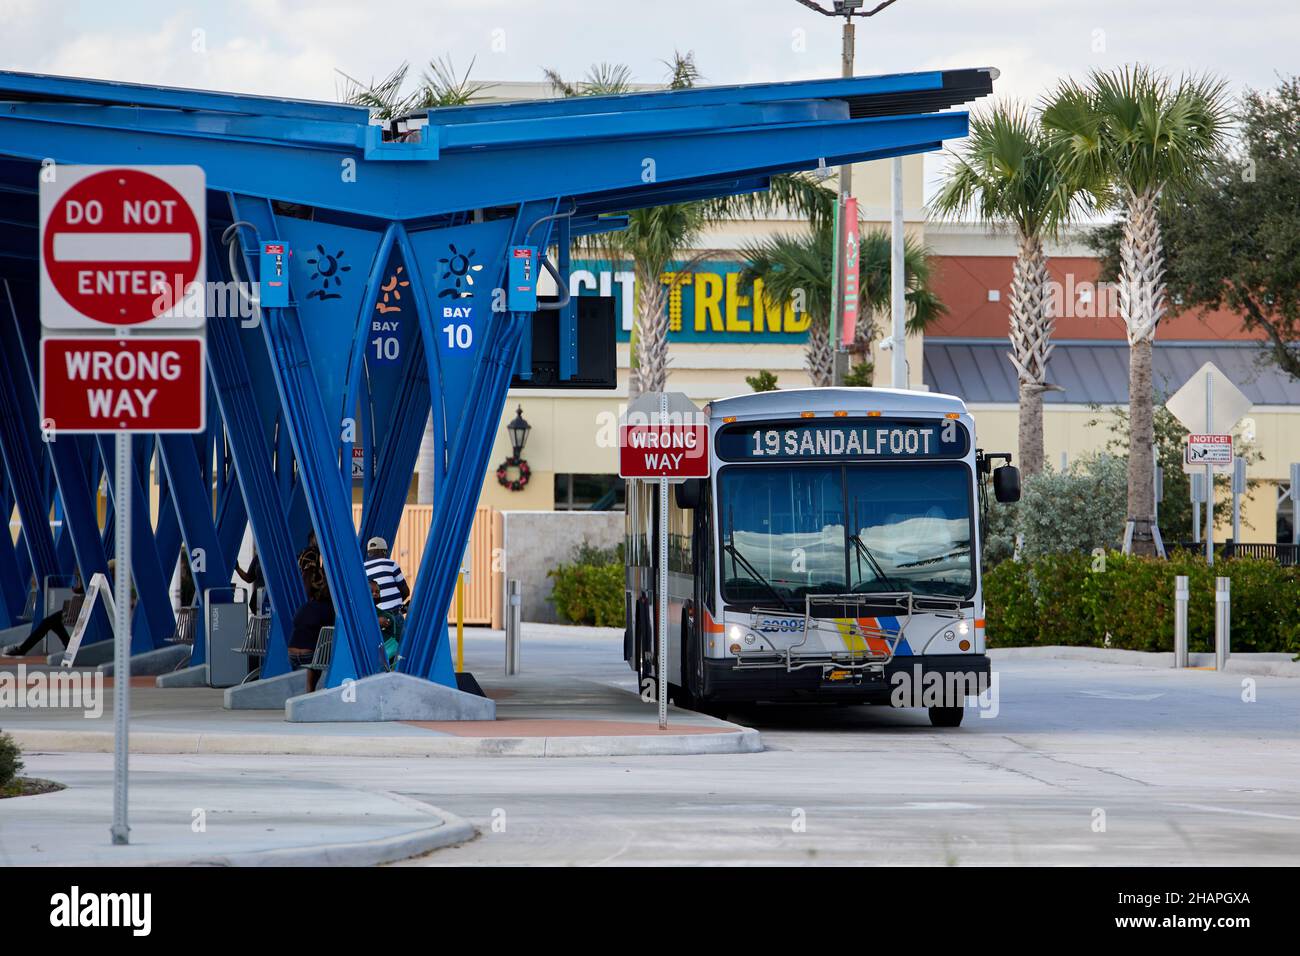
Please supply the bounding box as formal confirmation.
[722,542,798,614]
[848,532,904,592]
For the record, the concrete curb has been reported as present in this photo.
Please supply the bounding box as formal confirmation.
[166,795,476,867]
[989,645,1300,678]
[9,726,764,758]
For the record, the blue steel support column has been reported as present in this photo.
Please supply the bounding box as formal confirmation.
[1,281,110,644]
[0,475,25,626]
[0,281,59,595]
[228,194,383,685]
[204,221,303,677]
[356,225,439,547]
[95,434,175,651]
[557,213,577,382]
[401,199,560,684]
[158,433,235,664]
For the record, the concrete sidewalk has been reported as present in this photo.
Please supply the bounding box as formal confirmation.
[0,753,473,866]
[990,645,1300,678]
[1,624,761,758]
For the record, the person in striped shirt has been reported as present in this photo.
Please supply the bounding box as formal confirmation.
[363,537,410,613]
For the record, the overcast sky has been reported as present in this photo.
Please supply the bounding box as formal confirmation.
[3,1,1295,196]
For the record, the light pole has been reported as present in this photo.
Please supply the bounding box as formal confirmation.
[796,1,903,386]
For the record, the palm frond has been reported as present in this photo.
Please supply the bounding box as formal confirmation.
[662,50,702,90]
[336,63,424,119]
[420,55,489,108]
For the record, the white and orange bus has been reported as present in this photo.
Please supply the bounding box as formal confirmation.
[624,387,1020,727]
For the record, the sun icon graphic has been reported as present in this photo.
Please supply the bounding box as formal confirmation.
[437,243,483,298]
[305,244,351,300]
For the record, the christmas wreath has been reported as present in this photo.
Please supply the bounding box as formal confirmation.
[496,456,531,491]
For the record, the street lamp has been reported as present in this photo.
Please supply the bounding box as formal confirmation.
[795,0,905,387]
[506,405,531,460]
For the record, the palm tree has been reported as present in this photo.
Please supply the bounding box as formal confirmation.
[1043,67,1230,550]
[741,224,941,386]
[931,103,1094,476]
[550,51,835,398]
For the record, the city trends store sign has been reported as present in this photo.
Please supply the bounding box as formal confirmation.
[571,259,811,343]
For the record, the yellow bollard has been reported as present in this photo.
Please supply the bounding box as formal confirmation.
[455,570,465,673]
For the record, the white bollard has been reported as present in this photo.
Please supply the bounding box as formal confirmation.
[505,578,522,675]
[1174,575,1189,669]
[1214,576,1231,671]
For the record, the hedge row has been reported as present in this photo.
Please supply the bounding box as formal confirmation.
[547,546,624,628]
[983,552,1300,654]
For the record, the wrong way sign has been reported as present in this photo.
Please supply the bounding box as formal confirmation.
[40,336,206,433]
[39,165,206,329]
[619,391,708,480]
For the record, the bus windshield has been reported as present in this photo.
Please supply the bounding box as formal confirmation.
[718,461,974,606]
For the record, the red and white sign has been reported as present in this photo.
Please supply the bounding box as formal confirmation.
[40,336,206,433]
[1185,433,1233,470]
[619,422,709,479]
[840,197,859,346]
[39,166,206,329]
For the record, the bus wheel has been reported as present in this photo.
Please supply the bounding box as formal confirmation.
[928,705,964,728]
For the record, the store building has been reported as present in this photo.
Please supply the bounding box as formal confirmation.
[446,82,1300,546]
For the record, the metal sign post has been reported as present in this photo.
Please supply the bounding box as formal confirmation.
[111,425,131,845]
[658,394,669,730]
[619,391,708,730]
[1231,456,1245,543]
[38,164,207,846]
[1205,374,1214,566]
[1167,362,1252,566]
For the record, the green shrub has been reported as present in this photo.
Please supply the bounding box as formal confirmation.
[984,552,1300,653]
[0,731,23,788]
[745,370,779,392]
[548,542,625,627]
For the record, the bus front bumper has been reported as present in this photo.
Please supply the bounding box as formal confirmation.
[701,653,991,705]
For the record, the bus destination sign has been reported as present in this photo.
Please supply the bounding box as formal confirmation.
[716,418,969,462]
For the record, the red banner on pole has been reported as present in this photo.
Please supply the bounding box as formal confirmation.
[840,197,859,346]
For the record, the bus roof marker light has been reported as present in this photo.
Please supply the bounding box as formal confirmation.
[867,410,882,417]
[945,412,961,419]
[800,411,815,418]
[722,416,737,424]
[833,410,848,417]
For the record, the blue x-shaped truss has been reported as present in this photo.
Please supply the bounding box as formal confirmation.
[0,65,992,692]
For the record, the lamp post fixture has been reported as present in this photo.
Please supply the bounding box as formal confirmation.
[507,405,531,460]
[795,0,904,386]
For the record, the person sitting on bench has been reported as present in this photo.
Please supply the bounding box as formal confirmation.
[287,571,334,692]
[2,579,83,657]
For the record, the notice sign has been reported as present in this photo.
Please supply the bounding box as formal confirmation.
[40,336,206,433]
[619,422,709,479]
[39,166,206,329]
[1185,434,1233,470]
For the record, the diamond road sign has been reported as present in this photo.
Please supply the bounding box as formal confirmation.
[1165,362,1252,435]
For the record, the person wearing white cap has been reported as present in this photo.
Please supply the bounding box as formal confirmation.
[363,536,409,613]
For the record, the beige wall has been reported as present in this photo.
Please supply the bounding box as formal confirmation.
[966,402,1297,540]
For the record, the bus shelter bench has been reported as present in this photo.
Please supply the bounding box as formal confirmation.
[306,626,334,672]
[60,594,86,629]
[167,605,198,645]
[237,612,271,682]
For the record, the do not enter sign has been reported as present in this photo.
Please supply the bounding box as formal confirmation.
[39,166,206,329]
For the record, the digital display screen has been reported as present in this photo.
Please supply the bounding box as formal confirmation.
[715,418,969,462]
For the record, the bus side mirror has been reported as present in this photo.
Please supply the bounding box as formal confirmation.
[993,464,1021,503]
[674,478,703,510]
